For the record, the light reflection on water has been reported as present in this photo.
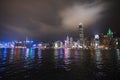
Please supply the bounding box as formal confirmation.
[0,48,120,80]
[116,49,120,60]
[95,49,102,69]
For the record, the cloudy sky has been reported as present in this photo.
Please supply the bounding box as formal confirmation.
[0,0,120,42]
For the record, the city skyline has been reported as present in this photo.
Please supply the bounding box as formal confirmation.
[0,0,120,41]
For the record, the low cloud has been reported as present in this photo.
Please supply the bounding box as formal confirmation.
[0,0,111,41]
[59,1,107,30]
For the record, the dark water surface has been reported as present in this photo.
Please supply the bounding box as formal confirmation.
[0,48,120,80]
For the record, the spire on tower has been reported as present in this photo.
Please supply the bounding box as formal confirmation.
[107,28,113,35]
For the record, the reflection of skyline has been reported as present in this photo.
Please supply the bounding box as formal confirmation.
[38,48,42,59]
[116,49,120,60]
[54,48,71,71]
[54,48,83,71]
[0,48,120,79]
[95,49,102,69]
[0,48,43,65]
[64,48,71,71]
[2,48,120,66]
[54,49,64,69]
[64,48,70,59]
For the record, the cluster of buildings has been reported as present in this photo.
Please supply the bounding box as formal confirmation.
[0,23,120,49]
[54,23,120,49]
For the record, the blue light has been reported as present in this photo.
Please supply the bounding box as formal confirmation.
[31,41,33,43]
[26,41,30,43]
[3,48,7,58]
[4,43,8,47]
[4,48,7,53]
[33,44,36,47]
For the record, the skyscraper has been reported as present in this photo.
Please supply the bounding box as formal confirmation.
[78,23,84,46]
[107,28,113,40]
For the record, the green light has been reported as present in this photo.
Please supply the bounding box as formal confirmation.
[107,28,113,35]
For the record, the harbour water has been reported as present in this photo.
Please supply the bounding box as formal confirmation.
[0,48,120,80]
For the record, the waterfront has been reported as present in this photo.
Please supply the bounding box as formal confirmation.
[0,48,120,80]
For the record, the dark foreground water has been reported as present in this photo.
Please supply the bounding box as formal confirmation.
[0,48,120,80]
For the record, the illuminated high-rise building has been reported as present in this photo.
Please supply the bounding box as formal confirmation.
[66,35,69,44]
[107,28,113,40]
[65,35,70,48]
[70,37,73,44]
[26,36,28,43]
[94,34,100,49]
[70,37,73,48]
[78,23,84,46]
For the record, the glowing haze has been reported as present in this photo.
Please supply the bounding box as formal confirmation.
[60,1,107,29]
[0,0,118,41]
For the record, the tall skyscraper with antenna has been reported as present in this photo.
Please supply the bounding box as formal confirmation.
[78,23,84,46]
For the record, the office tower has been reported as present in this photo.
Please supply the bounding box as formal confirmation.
[78,23,84,46]
[65,35,70,48]
[66,35,69,44]
[94,34,100,49]
[107,28,113,40]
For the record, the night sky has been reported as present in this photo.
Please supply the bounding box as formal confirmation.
[0,0,120,42]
